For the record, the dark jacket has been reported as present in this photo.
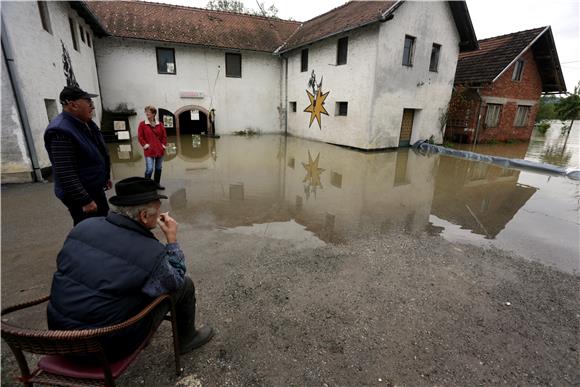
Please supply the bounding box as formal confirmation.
[47,213,166,354]
[44,112,110,200]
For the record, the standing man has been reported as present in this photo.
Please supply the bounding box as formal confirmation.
[44,86,112,225]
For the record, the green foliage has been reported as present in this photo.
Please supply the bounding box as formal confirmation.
[555,82,580,121]
[536,97,558,121]
[233,127,260,136]
[535,120,551,135]
[206,0,279,17]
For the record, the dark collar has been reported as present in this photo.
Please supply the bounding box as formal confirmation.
[106,212,158,240]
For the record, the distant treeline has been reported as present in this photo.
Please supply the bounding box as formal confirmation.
[536,95,580,121]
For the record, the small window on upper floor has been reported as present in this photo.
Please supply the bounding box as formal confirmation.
[79,25,85,43]
[289,102,297,112]
[86,32,92,47]
[301,49,308,72]
[402,35,415,66]
[156,47,176,74]
[336,102,348,116]
[512,59,524,81]
[336,37,348,66]
[429,43,441,72]
[37,1,52,34]
[225,53,242,78]
[68,17,79,51]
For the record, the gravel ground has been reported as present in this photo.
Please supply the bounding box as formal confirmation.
[1,183,579,386]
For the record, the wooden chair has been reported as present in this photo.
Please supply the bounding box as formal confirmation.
[1,294,182,386]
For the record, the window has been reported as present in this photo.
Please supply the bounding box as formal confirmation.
[68,17,79,51]
[301,49,308,72]
[330,171,342,188]
[336,37,348,65]
[402,35,415,66]
[514,105,531,127]
[225,53,242,78]
[44,99,58,122]
[156,47,176,74]
[484,104,502,128]
[429,43,441,72]
[86,32,91,47]
[79,25,85,43]
[512,59,524,81]
[336,102,348,116]
[37,1,52,33]
[289,102,297,112]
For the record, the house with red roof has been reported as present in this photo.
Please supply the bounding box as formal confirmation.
[446,27,566,144]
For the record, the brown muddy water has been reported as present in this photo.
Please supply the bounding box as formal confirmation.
[109,121,579,275]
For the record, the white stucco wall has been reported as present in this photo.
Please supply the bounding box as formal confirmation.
[285,25,379,149]
[94,38,282,136]
[1,1,102,176]
[369,1,460,148]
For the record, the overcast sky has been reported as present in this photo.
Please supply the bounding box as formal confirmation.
[146,0,580,92]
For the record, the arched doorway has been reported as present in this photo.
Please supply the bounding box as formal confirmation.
[174,105,210,136]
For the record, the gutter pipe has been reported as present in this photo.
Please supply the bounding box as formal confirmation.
[1,16,43,182]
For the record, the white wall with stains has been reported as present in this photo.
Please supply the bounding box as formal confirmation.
[94,38,283,136]
[369,1,460,148]
[1,1,102,181]
[285,25,379,149]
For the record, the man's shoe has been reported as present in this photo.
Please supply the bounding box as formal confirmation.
[156,183,166,190]
[179,326,214,355]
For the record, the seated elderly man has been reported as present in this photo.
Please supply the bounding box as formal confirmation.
[47,177,213,359]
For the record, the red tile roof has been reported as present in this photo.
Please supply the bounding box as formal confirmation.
[86,1,301,52]
[279,1,398,52]
[455,27,546,85]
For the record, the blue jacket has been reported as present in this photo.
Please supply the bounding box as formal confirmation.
[47,213,166,352]
[44,112,110,200]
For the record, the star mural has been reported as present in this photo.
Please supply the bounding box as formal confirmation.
[304,70,329,129]
[302,150,325,199]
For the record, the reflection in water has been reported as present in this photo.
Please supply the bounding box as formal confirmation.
[109,133,579,274]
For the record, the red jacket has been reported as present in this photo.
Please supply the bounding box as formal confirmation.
[138,121,167,157]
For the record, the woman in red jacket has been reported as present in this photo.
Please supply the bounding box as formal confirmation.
[138,105,167,190]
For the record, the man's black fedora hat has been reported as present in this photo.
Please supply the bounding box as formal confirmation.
[109,177,168,206]
[59,86,98,104]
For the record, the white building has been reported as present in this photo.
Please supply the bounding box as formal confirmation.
[1,0,477,182]
[1,1,107,182]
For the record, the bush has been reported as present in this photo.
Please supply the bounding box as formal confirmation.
[535,120,550,135]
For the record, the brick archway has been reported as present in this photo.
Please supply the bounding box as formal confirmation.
[174,105,213,137]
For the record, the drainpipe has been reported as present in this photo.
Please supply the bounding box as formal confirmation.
[472,87,484,148]
[1,17,43,182]
[283,55,288,135]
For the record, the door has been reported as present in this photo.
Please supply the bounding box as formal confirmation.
[399,109,415,147]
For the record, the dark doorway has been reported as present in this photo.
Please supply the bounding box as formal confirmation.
[158,108,176,135]
[178,109,208,135]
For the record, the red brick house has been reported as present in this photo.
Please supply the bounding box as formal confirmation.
[446,27,566,143]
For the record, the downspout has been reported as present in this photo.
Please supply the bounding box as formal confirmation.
[284,55,288,135]
[472,88,483,148]
[1,17,43,182]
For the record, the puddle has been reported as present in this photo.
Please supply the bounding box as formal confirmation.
[220,220,325,249]
[109,123,579,275]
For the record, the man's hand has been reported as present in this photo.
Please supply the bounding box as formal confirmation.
[105,179,113,190]
[158,212,178,244]
[144,144,150,149]
[82,201,98,213]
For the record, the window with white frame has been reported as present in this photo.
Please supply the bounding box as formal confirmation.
[225,52,242,78]
[512,59,524,81]
[484,104,502,128]
[156,47,176,74]
[514,105,531,127]
[402,35,415,66]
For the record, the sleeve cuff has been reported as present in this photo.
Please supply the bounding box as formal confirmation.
[166,242,181,251]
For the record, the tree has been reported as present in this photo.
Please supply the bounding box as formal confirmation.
[555,81,580,147]
[206,0,278,17]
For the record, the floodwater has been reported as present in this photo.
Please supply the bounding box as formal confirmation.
[108,121,579,275]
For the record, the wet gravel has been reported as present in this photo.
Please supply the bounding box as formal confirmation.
[2,184,579,386]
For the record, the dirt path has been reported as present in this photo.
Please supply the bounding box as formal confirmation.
[2,183,578,386]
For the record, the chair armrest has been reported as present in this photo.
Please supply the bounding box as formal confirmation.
[1,295,50,316]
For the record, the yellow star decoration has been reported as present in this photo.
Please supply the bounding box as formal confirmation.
[302,150,325,191]
[304,88,329,129]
